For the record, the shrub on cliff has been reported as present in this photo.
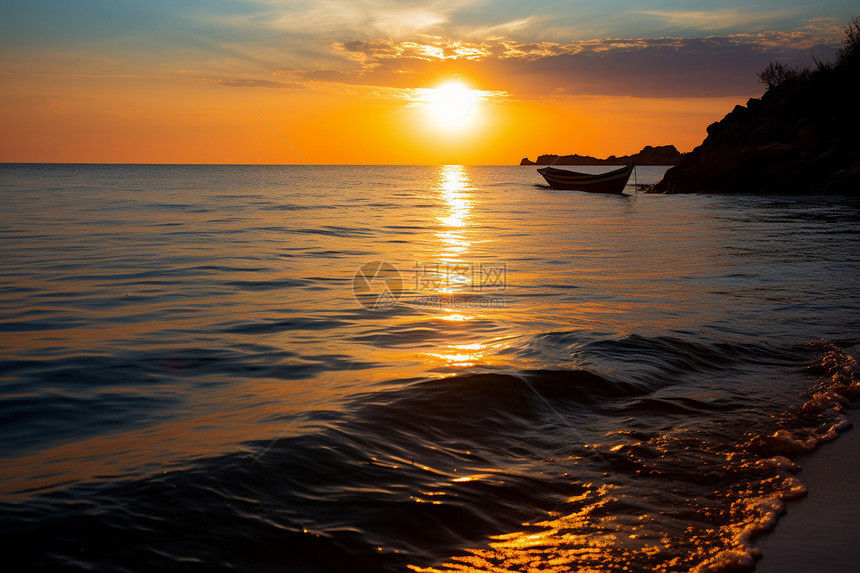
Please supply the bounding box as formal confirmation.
[758,16,860,89]
[836,16,860,68]
[757,62,810,89]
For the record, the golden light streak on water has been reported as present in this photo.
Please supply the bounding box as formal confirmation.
[435,165,473,263]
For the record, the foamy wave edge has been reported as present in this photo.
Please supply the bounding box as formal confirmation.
[691,340,860,573]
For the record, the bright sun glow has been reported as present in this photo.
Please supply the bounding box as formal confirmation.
[417,81,483,133]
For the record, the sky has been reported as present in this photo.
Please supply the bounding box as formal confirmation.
[0,1,855,164]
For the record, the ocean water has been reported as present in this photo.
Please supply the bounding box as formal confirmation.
[1,164,858,572]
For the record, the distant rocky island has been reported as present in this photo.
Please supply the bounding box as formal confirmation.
[520,145,681,166]
[649,18,860,194]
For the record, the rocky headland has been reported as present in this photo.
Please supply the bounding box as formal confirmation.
[520,144,682,166]
[649,19,860,194]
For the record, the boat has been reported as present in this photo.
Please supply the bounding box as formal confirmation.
[537,163,634,194]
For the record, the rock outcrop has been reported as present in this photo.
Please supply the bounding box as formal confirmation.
[521,145,682,166]
[649,60,860,194]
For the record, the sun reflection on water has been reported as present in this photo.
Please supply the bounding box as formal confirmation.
[411,166,512,372]
[423,342,487,368]
[440,312,471,322]
[435,165,473,261]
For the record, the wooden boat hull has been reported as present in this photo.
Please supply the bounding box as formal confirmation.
[537,164,634,194]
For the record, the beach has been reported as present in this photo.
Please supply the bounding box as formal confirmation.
[756,413,860,572]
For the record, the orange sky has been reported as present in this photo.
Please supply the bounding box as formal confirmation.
[0,2,850,164]
[0,74,750,164]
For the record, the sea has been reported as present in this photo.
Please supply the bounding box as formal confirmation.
[1,163,858,572]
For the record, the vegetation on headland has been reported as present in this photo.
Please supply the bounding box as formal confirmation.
[648,17,860,194]
[520,145,682,166]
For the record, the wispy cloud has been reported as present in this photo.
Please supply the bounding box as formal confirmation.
[463,16,541,40]
[633,7,799,31]
[333,39,495,65]
[191,78,306,89]
[328,18,843,67]
[2,1,847,103]
[263,0,480,38]
[297,20,844,99]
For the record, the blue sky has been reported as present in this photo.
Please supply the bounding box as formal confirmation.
[2,1,855,73]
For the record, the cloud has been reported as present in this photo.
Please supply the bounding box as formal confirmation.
[193,78,306,89]
[463,16,541,40]
[728,20,846,50]
[264,0,480,38]
[308,21,842,98]
[333,39,494,66]
[633,8,800,31]
[3,1,845,103]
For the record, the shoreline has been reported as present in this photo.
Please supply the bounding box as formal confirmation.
[754,412,860,571]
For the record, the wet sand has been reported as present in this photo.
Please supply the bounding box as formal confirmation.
[755,414,860,572]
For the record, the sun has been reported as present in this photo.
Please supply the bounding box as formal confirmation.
[417,81,483,134]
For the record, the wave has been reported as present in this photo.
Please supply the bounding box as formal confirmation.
[689,340,859,573]
[415,340,859,573]
[1,338,857,572]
